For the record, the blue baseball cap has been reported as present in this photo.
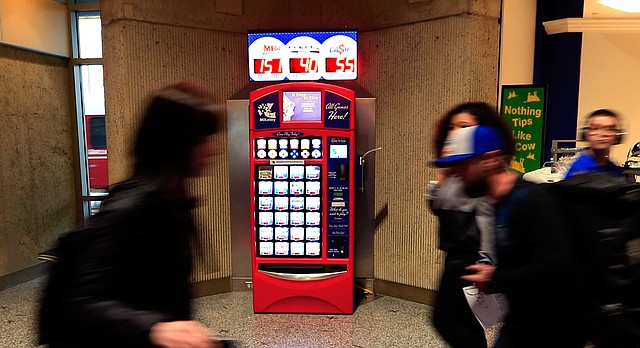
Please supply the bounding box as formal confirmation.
[433,125,507,167]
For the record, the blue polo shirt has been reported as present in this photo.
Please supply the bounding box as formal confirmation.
[564,151,624,179]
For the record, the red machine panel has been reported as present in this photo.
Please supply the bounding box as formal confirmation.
[249,82,355,314]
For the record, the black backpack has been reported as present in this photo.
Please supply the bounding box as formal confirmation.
[548,173,640,347]
[38,179,154,345]
[38,224,95,345]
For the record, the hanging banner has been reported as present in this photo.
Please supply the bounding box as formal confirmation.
[500,84,547,173]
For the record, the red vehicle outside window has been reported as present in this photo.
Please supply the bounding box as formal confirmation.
[85,115,108,190]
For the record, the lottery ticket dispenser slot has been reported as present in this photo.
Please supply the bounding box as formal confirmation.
[338,163,349,182]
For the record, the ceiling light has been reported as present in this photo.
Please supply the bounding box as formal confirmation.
[597,0,640,13]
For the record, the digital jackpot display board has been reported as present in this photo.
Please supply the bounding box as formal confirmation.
[248,31,357,82]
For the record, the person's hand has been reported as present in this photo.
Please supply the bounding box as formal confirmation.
[150,320,222,348]
[460,263,496,293]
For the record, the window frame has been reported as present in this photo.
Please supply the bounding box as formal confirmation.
[68,1,107,223]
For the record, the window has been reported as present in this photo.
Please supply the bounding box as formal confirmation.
[77,11,102,59]
[88,116,106,149]
[69,1,107,219]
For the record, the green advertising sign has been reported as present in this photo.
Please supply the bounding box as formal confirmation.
[500,84,547,173]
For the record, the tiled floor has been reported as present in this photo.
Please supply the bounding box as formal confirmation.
[0,277,499,347]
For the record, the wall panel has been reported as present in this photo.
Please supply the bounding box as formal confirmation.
[0,0,69,56]
[359,15,500,290]
[0,45,75,276]
[102,21,246,282]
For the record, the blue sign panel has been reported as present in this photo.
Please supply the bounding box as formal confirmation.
[253,91,280,130]
[324,91,351,129]
[326,137,351,258]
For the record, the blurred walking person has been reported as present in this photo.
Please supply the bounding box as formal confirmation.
[434,124,587,348]
[565,108,625,179]
[39,82,225,348]
[428,102,514,348]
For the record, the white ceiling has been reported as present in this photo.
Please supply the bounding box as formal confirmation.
[584,0,640,18]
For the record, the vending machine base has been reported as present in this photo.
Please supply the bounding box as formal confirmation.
[253,264,354,314]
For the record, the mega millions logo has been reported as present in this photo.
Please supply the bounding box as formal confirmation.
[258,103,277,121]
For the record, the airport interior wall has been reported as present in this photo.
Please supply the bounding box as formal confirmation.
[1,0,501,302]
[0,44,76,277]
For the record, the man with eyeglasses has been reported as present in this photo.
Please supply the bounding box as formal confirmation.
[564,109,625,179]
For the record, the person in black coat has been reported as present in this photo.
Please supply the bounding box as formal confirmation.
[39,83,224,348]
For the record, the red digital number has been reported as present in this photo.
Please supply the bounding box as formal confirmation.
[289,58,318,73]
[254,59,282,74]
[325,57,355,73]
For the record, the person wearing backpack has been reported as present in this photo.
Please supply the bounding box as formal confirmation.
[434,124,588,348]
[39,83,224,348]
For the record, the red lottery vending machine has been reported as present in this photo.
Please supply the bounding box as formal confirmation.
[249,82,355,314]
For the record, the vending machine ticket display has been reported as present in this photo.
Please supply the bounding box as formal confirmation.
[249,82,355,314]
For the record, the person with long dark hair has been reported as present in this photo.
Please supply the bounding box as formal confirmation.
[39,83,224,348]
